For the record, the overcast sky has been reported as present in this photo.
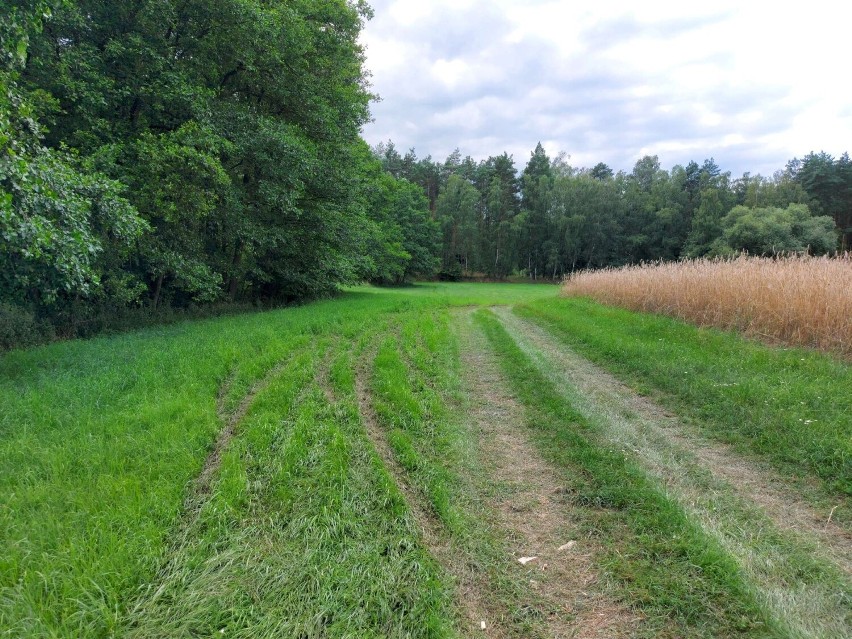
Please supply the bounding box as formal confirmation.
[359,0,852,176]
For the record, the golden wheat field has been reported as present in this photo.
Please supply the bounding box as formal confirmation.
[562,254,852,357]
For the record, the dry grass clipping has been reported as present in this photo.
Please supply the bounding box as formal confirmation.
[562,254,852,358]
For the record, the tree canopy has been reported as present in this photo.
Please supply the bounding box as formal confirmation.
[375,140,845,282]
[1,0,441,343]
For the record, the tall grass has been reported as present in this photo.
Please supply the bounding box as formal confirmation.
[562,254,852,357]
[0,283,554,636]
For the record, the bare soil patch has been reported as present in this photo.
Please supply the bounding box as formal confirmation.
[454,309,640,638]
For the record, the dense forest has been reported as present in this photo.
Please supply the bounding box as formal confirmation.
[376,141,851,280]
[2,1,850,348]
[1,0,439,346]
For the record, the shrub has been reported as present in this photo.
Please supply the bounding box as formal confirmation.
[0,302,54,350]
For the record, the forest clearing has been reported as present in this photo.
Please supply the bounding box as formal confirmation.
[1,282,849,638]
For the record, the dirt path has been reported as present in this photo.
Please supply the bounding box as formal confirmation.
[453,310,640,639]
[496,308,851,639]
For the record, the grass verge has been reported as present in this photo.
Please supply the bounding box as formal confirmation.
[0,283,554,635]
[123,340,455,638]
[517,297,852,500]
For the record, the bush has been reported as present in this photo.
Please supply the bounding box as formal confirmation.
[714,204,837,256]
[438,262,462,281]
[0,302,54,351]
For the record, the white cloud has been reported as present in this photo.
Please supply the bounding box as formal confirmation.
[361,0,852,174]
[387,1,432,26]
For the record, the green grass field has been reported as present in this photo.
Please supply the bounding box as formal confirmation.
[1,283,849,638]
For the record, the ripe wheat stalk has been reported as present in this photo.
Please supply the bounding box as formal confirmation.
[562,254,852,358]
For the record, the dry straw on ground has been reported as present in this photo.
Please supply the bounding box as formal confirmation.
[562,254,852,358]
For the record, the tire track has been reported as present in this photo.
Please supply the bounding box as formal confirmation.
[126,350,309,623]
[454,309,641,639]
[353,336,510,638]
[496,308,851,639]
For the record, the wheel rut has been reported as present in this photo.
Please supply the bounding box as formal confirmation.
[454,309,640,639]
[496,307,851,639]
[354,337,506,638]
[126,352,305,625]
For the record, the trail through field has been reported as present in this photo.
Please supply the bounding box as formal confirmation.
[453,309,640,638]
[496,308,851,639]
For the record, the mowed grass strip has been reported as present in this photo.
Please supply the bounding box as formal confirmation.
[517,298,852,500]
[371,333,468,538]
[476,309,783,638]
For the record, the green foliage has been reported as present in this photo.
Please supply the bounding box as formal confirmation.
[393,181,440,280]
[788,151,852,249]
[1,3,148,313]
[360,149,440,284]
[1,0,377,344]
[383,140,851,283]
[0,301,54,349]
[684,187,732,257]
[94,123,232,303]
[519,142,555,278]
[437,173,480,274]
[550,172,626,270]
[714,204,837,256]
[1,149,147,305]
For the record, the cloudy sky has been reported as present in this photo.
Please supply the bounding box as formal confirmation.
[359,0,852,176]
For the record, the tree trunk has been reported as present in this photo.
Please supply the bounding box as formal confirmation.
[129,96,143,129]
[228,244,243,301]
[152,273,165,309]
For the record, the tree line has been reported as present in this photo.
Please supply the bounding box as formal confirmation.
[1,0,438,347]
[374,141,851,281]
[3,2,850,350]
